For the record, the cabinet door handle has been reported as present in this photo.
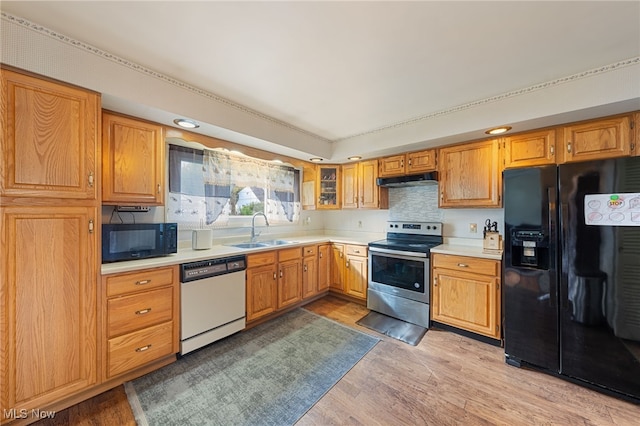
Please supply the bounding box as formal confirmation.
[279,270,283,278]
[273,272,277,280]
[346,261,350,268]
[433,277,438,287]
[157,184,161,194]
[304,265,308,272]
[135,308,152,315]
[135,279,151,285]
[88,172,94,187]
[567,142,572,153]
[457,263,469,268]
[135,344,152,352]
[319,252,323,259]
[550,145,555,155]
[89,219,94,234]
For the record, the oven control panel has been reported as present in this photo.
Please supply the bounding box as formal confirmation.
[387,221,442,236]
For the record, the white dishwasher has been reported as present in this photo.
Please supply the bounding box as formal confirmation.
[180,254,246,355]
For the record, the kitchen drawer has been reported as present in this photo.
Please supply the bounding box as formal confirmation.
[247,251,276,268]
[107,321,174,378]
[431,253,499,276]
[278,247,302,262]
[107,287,174,338]
[302,245,317,257]
[346,245,367,257]
[105,266,175,297]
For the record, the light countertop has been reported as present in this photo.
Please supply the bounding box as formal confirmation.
[101,234,374,275]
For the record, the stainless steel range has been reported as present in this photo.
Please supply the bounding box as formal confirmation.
[367,221,443,328]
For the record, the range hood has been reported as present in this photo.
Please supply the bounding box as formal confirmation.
[376,172,438,188]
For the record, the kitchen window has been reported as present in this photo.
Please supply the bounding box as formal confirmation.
[168,144,300,227]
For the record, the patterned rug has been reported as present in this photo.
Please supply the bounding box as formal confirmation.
[125,308,379,425]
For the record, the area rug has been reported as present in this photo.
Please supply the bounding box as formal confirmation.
[357,311,427,346]
[125,308,379,426]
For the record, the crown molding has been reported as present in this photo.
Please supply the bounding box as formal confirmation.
[3,12,638,145]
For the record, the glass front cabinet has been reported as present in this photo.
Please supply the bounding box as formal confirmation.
[316,165,341,209]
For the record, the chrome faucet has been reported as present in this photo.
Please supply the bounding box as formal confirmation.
[250,212,269,242]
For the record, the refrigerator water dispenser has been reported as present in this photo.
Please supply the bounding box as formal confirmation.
[510,229,549,269]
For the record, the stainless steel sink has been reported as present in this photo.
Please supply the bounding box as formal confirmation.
[226,240,296,249]
[259,239,296,246]
[228,242,268,249]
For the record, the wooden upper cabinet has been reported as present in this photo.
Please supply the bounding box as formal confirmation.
[1,68,99,200]
[102,112,165,205]
[560,115,632,163]
[342,159,387,209]
[503,129,557,169]
[316,165,341,209]
[407,149,437,174]
[379,154,406,177]
[342,163,358,209]
[438,139,501,208]
[379,149,436,177]
[301,163,317,210]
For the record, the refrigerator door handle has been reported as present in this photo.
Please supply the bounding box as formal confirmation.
[559,201,569,309]
[548,186,557,309]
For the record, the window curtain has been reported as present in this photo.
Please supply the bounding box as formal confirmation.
[168,144,300,226]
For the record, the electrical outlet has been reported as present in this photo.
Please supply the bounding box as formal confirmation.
[470,223,477,233]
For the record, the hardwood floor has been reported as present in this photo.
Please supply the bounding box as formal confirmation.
[34,295,638,425]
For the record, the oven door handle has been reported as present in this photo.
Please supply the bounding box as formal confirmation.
[368,246,428,258]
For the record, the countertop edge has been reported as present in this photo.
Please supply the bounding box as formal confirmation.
[430,244,503,261]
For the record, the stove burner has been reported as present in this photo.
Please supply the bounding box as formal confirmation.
[368,221,443,254]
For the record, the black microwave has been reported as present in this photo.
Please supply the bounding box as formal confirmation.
[102,223,178,263]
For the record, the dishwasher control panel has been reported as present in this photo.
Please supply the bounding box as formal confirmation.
[180,255,247,282]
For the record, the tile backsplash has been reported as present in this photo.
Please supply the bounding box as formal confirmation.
[389,185,443,222]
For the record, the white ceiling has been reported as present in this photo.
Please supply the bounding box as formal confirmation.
[2,1,639,162]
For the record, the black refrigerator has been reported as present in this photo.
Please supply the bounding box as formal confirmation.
[503,156,640,402]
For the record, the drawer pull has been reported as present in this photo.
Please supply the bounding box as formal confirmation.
[135,308,152,315]
[354,249,360,253]
[135,279,151,286]
[135,344,152,352]
[457,263,469,268]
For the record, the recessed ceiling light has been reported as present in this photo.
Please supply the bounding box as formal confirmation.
[485,126,512,135]
[347,156,362,161]
[173,118,200,129]
[309,157,323,162]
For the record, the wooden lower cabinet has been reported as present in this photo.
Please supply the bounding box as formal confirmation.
[277,248,303,309]
[246,248,303,323]
[246,251,278,322]
[302,245,318,299]
[1,206,99,420]
[330,244,345,292]
[431,253,501,340]
[102,266,179,380]
[317,244,331,292]
[330,243,368,302]
[344,245,368,300]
